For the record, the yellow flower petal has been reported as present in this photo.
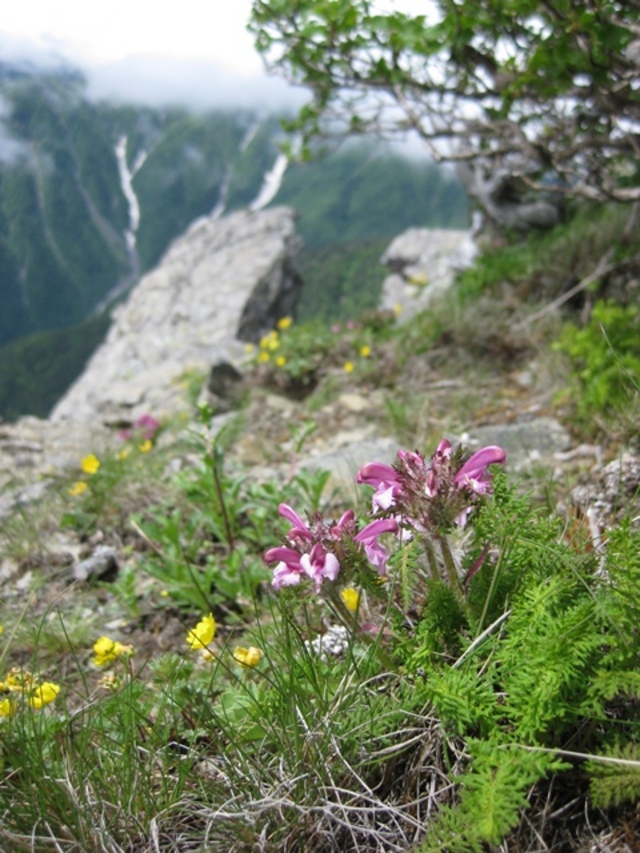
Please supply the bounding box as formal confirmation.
[92,636,133,667]
[29,682,60,709]
[81,454,101,475]
[233,646,264,668]
[277,316,293,330]
[186,614,216,650]
[68,481,88,496]
[341,587,360,613]
[343,361,354,373]
[139,439,153,453]
[0,698,17,717]
[359,345,371,358]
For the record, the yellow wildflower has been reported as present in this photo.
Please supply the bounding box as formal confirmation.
[117,447,131,461]
[92,636,134,668]
[233,646,264,668]
[28,682,60,709]
[260,330,279,349]
[5,668,34,692]
[81,454,101,475]
[267,338,280,351]
[359,345,372,358]
[244,342,255,354]
[275,355,286,367]
[277,316,293,330]
[186,613,216,651]
[68,481,88,497]
[0,624,4,635]
[0,698,17,717]
[343,361,355,373]
[139,439,153,453]
[341,587,360,613]
[393,303,403,316]
[258,351,270,363]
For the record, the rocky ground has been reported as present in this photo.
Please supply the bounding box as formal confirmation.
[1,334,637,662]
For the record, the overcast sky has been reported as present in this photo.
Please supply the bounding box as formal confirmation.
[0,0,307,110]
[0,0,435,132]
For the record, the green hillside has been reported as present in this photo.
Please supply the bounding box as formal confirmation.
[273,143,467,247]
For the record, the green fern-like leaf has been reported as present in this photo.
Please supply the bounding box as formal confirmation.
[388,537,422,612]
[418,739,565,851]
[600,521,640,666]
[497,575,601,742]
[423,667,498,737]
[404,579,466,667]
[587,742,640,808]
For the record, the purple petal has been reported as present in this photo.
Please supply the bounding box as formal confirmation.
[373,484,398,511]
[264,546,302,568]
[354,517,399,544]
[272,563,303,588]
[322,551,341,582]
[278,503,312,539]
[364,541,390,575]
[300,544,341,591]
[356,462,398,487]
[332,509,356,535]
[433,439,452,459]
[454,446,506,485]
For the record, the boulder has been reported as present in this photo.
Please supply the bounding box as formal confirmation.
[51,206,302,427]
[379,228,477,320]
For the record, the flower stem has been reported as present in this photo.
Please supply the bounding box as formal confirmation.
[424,539,440,582]
[437,534,469,615]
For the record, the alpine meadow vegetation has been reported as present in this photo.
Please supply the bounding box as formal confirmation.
[1,255,639,849]
[1,0,640,845]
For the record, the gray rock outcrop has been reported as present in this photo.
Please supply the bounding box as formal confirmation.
[379,228,477,320]
[51,206,302,426]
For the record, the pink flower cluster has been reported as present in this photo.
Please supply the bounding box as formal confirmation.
[264,504,397,591]
[264,439,505,593]
[119,413,162,442]
[357,440,506,531]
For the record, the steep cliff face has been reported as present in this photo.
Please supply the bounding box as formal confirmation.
[50,206,302,427]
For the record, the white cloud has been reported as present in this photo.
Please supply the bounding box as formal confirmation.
[84,55,307,112]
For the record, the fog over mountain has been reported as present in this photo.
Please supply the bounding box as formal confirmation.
[0,28,307,112]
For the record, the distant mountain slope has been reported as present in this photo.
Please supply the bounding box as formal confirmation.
[0,65,467,352]
[273,143,467,247]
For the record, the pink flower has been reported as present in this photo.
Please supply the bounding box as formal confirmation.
[134,413,161,440]
[265,546,305,588]
[354,517,399,576]
[356,462,402,511]
[454,446,506,496]
[278,503,313,543]
[266,505,345,591]
[300,543,341,592]
[357,440,506,533]
[330,509,356,538]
